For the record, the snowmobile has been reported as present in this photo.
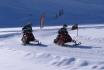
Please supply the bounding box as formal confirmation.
[54,34,81,46]
[21,32,40,45]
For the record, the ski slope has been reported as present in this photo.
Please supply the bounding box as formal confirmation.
[0,24,104,70]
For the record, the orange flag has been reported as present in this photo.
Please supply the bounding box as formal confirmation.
[40,15,45,28]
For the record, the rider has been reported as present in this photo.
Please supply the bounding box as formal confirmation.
[57,24,78,45]
[58,24,73,43]
[22,22,35,43]
[22,22,32,33]
[58,24,68,36]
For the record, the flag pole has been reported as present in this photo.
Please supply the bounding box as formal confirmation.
[40,15,45,29]
[77,28,78,37]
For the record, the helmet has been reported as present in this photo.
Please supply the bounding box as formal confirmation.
[63,24,67,28]
[26,22,32,26]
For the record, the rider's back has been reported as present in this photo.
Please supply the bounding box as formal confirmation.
[58,28,68,35]
[22,24,32,33]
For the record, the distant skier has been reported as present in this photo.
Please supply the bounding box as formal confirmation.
[21,22,39,45]
[54,24,76,45]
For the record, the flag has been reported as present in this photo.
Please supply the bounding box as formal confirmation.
[54,9,64,19]
[40,15,45,28]
[71,24,78,30]
[59,9,64,16]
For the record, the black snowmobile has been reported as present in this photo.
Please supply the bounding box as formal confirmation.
[21,23,40,45]
[54,33,77,46]
[54,24,81,46]
[21,32,40,45]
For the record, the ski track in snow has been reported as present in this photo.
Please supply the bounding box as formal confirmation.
[0,25,104,70]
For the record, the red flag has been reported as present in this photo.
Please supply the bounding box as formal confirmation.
[40,15,45,28]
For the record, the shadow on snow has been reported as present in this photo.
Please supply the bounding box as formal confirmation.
[63,44,101,49]
[26,43,48,47]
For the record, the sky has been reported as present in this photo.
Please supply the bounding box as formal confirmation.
[0,0,104,27]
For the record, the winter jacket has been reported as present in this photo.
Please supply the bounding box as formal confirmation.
[22,24,32,33]
[58,28,68,35]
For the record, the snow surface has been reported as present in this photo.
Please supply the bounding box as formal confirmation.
[0,24,104,70]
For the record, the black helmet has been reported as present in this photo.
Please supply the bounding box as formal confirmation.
[63,24,67,27]
[26,22,32,26]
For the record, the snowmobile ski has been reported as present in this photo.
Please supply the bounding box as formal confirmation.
[22,40,41,46]
[72,42,81,46]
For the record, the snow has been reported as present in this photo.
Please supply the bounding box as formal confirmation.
[0,24,104,70]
